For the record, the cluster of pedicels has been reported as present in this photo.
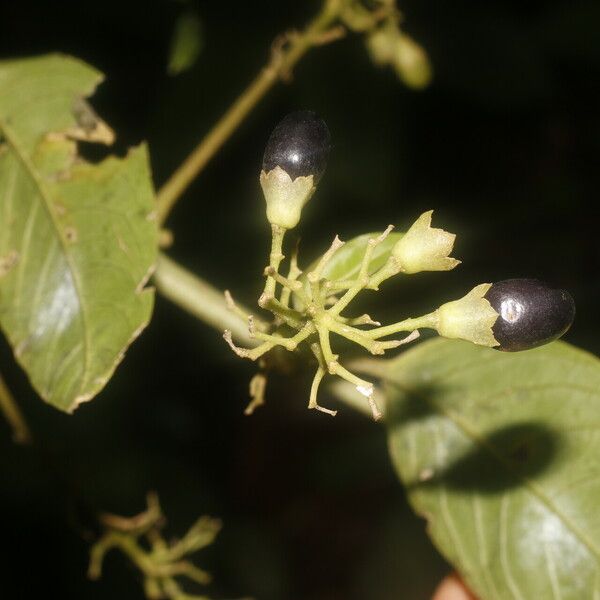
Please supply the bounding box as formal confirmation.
[224,111,576,420]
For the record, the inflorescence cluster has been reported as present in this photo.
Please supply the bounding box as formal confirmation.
[224,111,575,419]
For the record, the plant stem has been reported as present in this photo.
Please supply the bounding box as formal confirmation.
[262,224,286,298]
[0,373,31,444]
[364,312,438,339]
[153,253,255,346]
[155,0,347,224]
[329,226,393,316]
[153,254,383,419]
[328,379,387,418]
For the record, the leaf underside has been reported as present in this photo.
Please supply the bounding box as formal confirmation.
[0,54,157,412]
[384,338,600,599]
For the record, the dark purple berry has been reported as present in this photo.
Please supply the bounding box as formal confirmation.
[485,279,575,352]
[262,111,330,182]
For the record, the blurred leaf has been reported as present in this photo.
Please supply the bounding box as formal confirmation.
[384,338,600,599]
[308,231,404,282]
[167,10,203,76]
[0,54,157,412]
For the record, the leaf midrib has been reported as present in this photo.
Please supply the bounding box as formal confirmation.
[387,377,600,566]
[0,119,91,399]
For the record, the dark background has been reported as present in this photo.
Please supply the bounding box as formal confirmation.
[0,1,599,598]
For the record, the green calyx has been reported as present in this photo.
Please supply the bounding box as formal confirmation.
[436,283,500,347]
[391,210,460,274]
[260,166,316,230]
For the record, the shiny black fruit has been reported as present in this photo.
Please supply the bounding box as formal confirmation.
[485,279,575,351]
[262,110,330,182]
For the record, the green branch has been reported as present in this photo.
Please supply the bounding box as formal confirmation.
[155,0,348,225]
[153,253,257,347]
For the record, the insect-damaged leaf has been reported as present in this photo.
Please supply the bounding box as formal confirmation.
[0,54,157,412]
[383,338,600,599]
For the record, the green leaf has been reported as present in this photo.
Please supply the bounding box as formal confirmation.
[0,55,157,412]
[167,10,203,76]
[308,231,404,281]
[384,338,600,599]
[293,231,403,310]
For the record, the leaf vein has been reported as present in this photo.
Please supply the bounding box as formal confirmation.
[0,119,91,399]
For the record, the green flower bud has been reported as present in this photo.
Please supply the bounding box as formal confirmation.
[393,32,432,90]
[366,24,397,67]
[436,284,500,347]
[366,23,432,90]
[391,210,460,274]
[260,111,330,230]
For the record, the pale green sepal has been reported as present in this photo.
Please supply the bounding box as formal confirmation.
[436,283,500,347]
[391,210,460,274]
[260,166,315,230]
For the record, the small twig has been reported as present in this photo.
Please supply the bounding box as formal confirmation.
[225,291,268,333]
[156,0,349,224]
[329,225,393,317]
[246,372,267,415]
[262,224,287,299]
[309,343,337,416]
[279,238,303,309]
[328,320,402,355]
[89,494,221,600]
[258,296,304,329]
[99,491,163,533]
[346,313,381,326]
[363,313,437,339]
[224,323,314,361]
[314,323,380,419]
[0,372,31,444]
[307,235,345,302]
[328,378,387,420]
[160,516,221,562]
[223,330,269,360]
[312,25,347,45]
[308,235,345,283]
